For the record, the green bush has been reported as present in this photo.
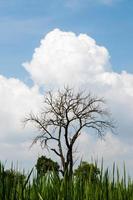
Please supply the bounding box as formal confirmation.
[36,156,60,176]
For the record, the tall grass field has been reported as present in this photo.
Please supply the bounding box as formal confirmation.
[0,162,133,200]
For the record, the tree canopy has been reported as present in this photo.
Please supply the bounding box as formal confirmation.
[74,161,100,183]
[36,156,59,176]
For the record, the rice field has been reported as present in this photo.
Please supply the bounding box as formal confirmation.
[0,162,133,200]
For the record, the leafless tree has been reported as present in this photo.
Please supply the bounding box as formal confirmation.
[24,87,114,178]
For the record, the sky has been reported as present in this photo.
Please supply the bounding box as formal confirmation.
[0,0,133,175]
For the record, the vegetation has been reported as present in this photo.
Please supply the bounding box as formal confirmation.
[24,87,114,178]
[0,161,133,200]
[74,161,100,183]
[36,155,59,176]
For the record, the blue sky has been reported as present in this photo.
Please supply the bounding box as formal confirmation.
[0,0,133,80]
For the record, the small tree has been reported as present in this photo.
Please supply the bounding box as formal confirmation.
[74,161,100,183]
[24,87,114,178]
[36,156,59,176]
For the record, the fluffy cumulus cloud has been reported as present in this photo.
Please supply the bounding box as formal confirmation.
[24,28,111,87]
[23,29,133,174]
[0,75,43,138]
[1,28,133,174]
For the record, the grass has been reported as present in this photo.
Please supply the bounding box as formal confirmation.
[0,162,133,200]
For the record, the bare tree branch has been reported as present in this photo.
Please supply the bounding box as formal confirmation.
[24,86,115,177]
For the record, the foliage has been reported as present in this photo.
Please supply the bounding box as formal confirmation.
[4,169,26,183]
[35,156,59,176]
[74,161,100,183]
[0,161,132,199]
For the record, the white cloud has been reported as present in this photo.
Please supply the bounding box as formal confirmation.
[77,132,133,176]
[23,28,111,87]
[76,131,131,164]
[0,75,44,170]
[0,75,43,139]
[0,141,44,170]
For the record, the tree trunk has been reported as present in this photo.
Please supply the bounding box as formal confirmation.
[66,147,73,179]
[69,150,73,178]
